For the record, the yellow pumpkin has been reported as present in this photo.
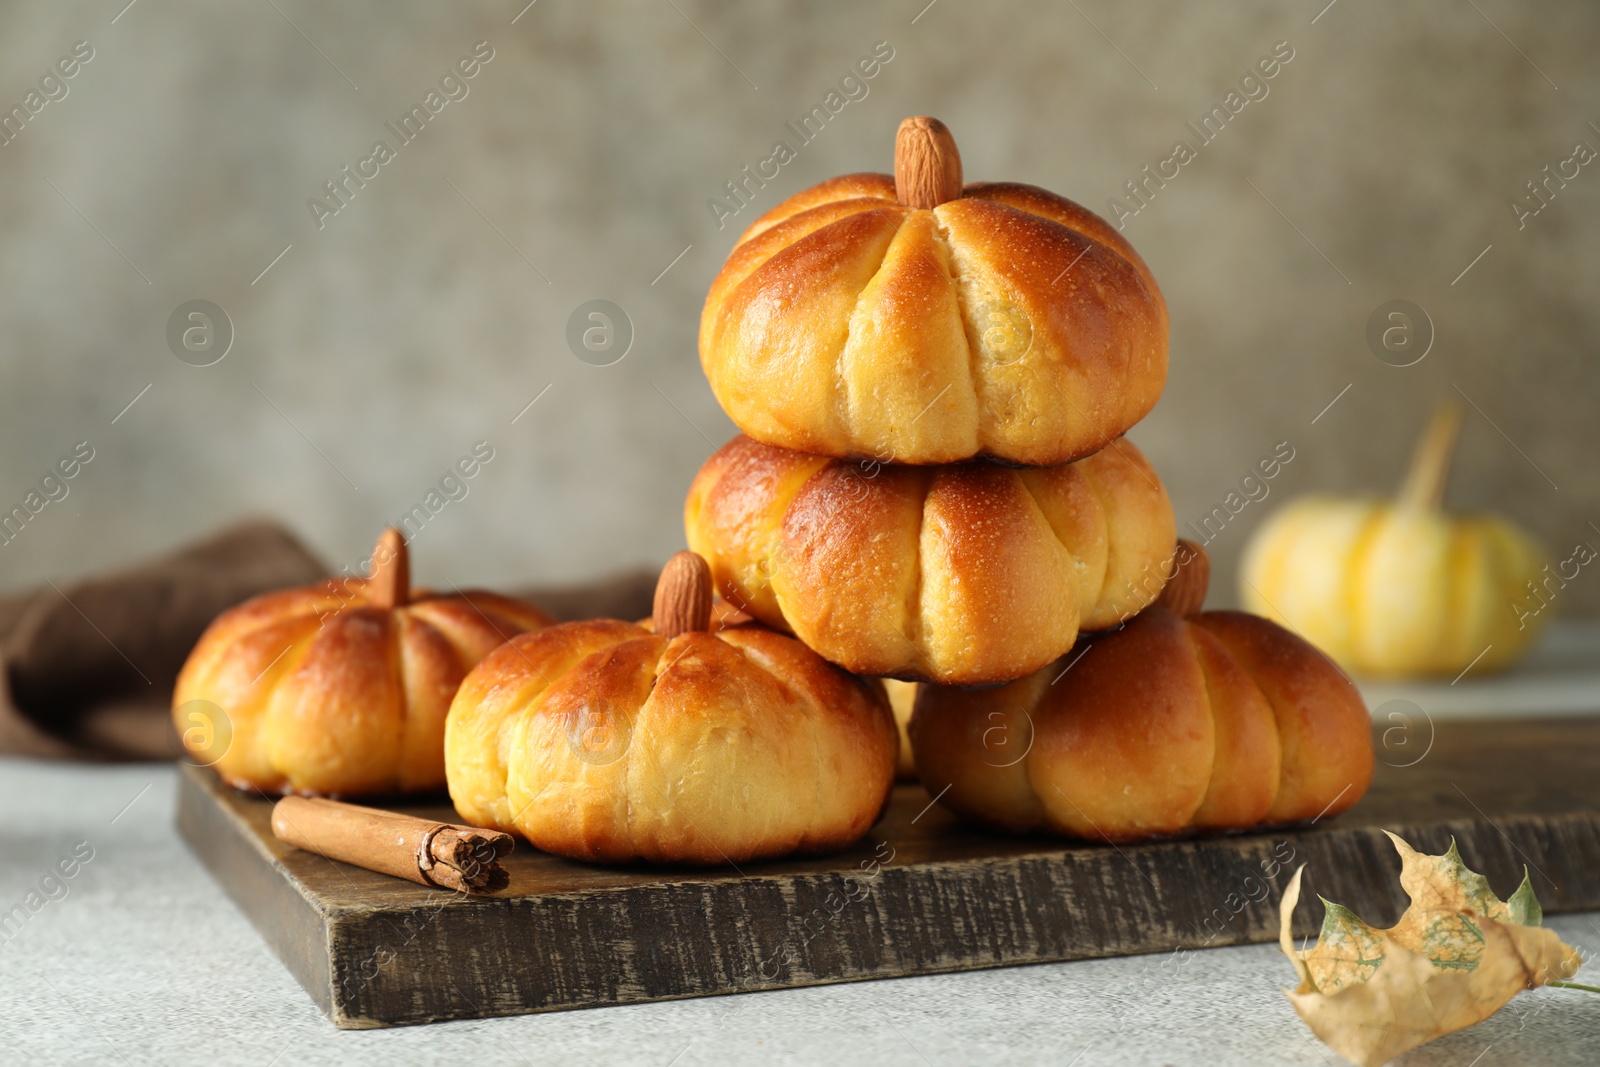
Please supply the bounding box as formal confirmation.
[1241,404,1550,678]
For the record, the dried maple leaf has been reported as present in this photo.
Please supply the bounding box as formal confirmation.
[1278,831,1584,1067]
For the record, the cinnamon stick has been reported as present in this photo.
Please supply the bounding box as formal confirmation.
[271,796,513,894]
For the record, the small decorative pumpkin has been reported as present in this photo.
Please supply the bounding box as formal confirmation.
[910,541,1373,842]
[444,552,897,865]
[1241,403,1550,678]
[700,116,1168,466]
[173,529,552,796]
[685,433,1175,685]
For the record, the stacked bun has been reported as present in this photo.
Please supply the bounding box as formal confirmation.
[699,158,1169,467]
[687,117,1371,841]
[685,433,1172,684]
[690,117,1177,687]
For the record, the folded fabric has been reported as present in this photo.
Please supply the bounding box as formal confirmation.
[0,520,656,762]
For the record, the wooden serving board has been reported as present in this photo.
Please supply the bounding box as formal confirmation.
[176,718,1600,1029]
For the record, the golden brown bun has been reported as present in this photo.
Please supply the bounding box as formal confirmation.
[444,618,897,865]
[909,600,1373,842]
[173,579,552,797]
[700,174,1168,466]
[685,434,1175,685]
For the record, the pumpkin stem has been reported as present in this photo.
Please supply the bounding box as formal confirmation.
[1155,539,1210,617]
[894,117,963,210]
[367,528,410,610]
[653,551,713,639]
[1398,401,1463,512]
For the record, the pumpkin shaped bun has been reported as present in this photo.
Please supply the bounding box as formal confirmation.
[685,433,1176,685]
[700,117,1168,467]
[444,552,898,865]
[910,542,1373,842]
[173,530,554,797]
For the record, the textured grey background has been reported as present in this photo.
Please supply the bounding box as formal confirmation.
[0,0,1596,612]
[3,758,1598,1065]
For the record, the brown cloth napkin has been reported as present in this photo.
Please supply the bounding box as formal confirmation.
[0,520,657,762]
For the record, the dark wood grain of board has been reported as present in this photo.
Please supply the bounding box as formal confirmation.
[175,717,1600,1028]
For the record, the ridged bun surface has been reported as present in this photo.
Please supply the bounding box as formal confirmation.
[909,603,1374,841]
[700,174,1168,466]
[445,618,897,865]
[173,578,552,797]
[685,434,1175,685]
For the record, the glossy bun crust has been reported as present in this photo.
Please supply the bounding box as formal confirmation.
[700,174,1168,466]
[909,608,1373,841]
[173,580,552,797]
[685,434,1175,685]
[444,619,897,865]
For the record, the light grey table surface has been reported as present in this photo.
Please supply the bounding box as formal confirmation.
[2,757,1597,1067]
